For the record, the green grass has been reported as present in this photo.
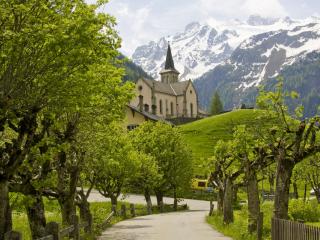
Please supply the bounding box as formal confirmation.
[179,109,266,174]
[207,202,274,240]
[207,200,320,240]
[12,198,185,240]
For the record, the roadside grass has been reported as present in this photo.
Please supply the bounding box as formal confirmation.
[13,198,186,240]
[207,202,273,240]
[207,200,320,240]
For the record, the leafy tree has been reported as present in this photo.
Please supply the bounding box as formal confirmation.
[131,121,193,208]
[295,154,320,203]
[210,91,224,115]
[92,123,138,206]
[0,0,134,237]
[129,152,161,207]
[209,140,243,224]
[257,78,320,219]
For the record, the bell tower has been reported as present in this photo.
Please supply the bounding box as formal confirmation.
[159,44,180,84]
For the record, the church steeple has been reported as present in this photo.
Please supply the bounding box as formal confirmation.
[160,43,180,84]
[164,44,176,70]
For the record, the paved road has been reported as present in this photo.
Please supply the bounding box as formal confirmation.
[88,191,231,240]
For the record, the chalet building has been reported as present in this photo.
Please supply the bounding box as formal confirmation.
[130,44,199,120]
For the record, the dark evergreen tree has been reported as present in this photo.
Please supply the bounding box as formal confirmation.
[210,92,223,115]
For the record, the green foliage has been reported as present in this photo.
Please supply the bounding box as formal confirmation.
[91,123,138,202]
[289,199,320,222]
[210,91,224,115]
[129,152,162,194]
[130,121,193,195]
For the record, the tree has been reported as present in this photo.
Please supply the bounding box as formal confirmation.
[0,0,134,237]
[257,78,320,219]
[93,123,138,206]
[210,92,224,115]
[209,140,243,224]
[131,121,193,208]
[129,152,161,207]
[295,154,320,203]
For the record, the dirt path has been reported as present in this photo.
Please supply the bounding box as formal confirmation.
[89,191,231,240]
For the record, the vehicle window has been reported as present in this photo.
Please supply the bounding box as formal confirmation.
[198,181,206,187]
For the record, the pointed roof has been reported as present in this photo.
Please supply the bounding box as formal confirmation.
[160,44,179,74]
[165,44,175,70]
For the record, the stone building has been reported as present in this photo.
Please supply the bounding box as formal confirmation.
[130,44,199,120]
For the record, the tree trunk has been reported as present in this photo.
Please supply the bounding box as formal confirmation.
[315,189,320,203]
[25,195,46,239]
[144,189,152,206]
[269,174,275,194]
[173,188,177,211]
[274,156,295,219]
[303,183,307,202]
[232,185,238,205]
[217,188,224,214]
[78,200,92,233]
[0,180,12,239]
[155,191,163,207]
[223,178,233,224]
[59,195,76,226]
[110,195,118,206]
[293,182,299,199]
[247,170,260,233]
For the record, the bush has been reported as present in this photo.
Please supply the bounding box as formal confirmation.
[289,199,320,222]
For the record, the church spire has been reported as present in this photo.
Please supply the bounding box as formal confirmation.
[160,43,180,84]
[164,43,175,70]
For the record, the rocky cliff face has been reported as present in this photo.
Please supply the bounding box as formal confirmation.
[194,21,320,114]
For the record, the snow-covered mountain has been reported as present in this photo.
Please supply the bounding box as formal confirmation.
[194,20,320,116]
[132,15,318,81]
[132,15,320,117]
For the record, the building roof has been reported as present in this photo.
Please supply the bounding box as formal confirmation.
[160,44,179,75]
[127,105,173,125]
[142,78,191,96]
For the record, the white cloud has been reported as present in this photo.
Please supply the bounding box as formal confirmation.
[241,0,287,17]
[87,0,315,56]
[199,0,287,19]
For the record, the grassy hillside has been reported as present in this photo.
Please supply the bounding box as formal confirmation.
[179,109,264,174]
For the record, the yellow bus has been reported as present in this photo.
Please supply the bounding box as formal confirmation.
[191,178,213,192]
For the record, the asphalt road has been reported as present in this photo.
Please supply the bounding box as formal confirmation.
[89,191,231,240]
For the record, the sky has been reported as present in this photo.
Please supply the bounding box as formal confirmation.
[87,0,320,56]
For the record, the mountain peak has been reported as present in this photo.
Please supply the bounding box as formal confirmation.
[185,22,201,32]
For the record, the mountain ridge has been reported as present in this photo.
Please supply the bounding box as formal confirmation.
[131,15,320,117]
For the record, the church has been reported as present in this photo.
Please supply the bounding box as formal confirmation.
[128,44,199,123]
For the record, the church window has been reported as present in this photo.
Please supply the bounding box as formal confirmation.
[190,90,192,94]
[170,102,174,116]
[138,85,143,91]
[144,104,149,112]
[159,100,163,114]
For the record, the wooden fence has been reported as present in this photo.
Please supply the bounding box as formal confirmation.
[272,218,320,240]
[4,202,186,240]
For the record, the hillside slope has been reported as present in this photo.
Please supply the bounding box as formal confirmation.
[179,109,264,173]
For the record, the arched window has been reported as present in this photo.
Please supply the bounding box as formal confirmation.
[190,103,193,117]
[170,102,174,116]
[144,104,149,112]
[159,100,163,114]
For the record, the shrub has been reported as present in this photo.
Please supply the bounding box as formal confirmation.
[289,199,320,222]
